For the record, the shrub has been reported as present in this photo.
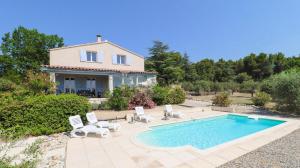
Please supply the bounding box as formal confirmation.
[166,86,186,104]
[128,92,156,110]
[0,78,16,92]
[107,87,129,111]
[0,94,91,138]
[212,92,232,107]
[91,103,100,110]
[150,85,169,105]
[98,101,112,110]
[252,92,271,107]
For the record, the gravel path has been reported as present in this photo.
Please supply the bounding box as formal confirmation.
[218,128,300,168]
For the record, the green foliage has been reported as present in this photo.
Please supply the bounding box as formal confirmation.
[193,80,212,95]
[166,86,186,104]
[0,78,16,92]
[150,85,185,105]
[24,71,55,95]
[150,85,169,105]
[195,59,215,81]
[106,86,136,111]
[252,92,271,107]
[0,55,16,78]
[1,26,64,75]
[146,41,186,85]
[240,80,258,96]
[98,101,111,110]
[271,70,300,113]
[107,87,128,111]
[181,81,194,92]
[0,94,91,138]
[214,59,235,82]
[147,41,299,85]
[212,92,232,107]
[91,103,100,110]
[260,79,274,94]
[211,82,224,93]
[235,72,252,83]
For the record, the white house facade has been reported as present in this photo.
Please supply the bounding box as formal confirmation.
[42,36,157,97]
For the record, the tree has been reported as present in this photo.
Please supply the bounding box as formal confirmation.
[240,80,257,97]
[146,41,185,85]
[269,52,286,74]
[271,69,300,113]
[0,55,15,76]
[235,72,252,83]
[193,80,212,95]
[182,53,198,81]
[214,59,235,82]
[1,26,64,75]
[195,59,215,81]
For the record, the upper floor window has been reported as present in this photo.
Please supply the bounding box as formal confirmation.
[87,51,97,62]
[117,55,126,65]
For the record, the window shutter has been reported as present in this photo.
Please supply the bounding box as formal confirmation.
[126,56,132,65]
[97,50,104,63]
[112,54,117,64]
[80,49,87,61]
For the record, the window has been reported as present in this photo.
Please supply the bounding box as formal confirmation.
[87,51,97,62]
[117,55,126,65]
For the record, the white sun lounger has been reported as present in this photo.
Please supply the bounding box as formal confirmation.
[69,115,109,138]
[165,105,184,118]
[134,106,153,123]
[86,112,121,131]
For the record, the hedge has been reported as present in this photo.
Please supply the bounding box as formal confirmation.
[0,94,91,138]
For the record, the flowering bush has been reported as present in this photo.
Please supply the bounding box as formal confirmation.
[128,92,156,110]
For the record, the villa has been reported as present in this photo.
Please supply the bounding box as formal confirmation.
[42,35,157,97]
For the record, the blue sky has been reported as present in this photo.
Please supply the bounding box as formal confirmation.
[1,0,300,62]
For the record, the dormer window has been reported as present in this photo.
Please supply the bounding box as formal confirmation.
[86,51,97,62]
[117,55,126,65]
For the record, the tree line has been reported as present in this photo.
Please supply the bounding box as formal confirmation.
[146,41,300,86]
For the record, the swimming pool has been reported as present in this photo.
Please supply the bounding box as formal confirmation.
[137,114,285,150]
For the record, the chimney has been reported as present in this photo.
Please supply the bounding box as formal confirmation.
[96,35,102,42]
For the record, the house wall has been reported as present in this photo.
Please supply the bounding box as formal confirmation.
[50,42,144,72]
[112,74,156,87]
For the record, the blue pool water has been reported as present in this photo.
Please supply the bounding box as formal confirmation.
[137,114,285,149]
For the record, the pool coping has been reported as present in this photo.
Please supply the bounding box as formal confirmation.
[130,112,300,159]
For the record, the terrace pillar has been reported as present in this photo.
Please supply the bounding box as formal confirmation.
[49,72,56,83]
[121,74,125,85]
[108,75,113,92]
[49,72,57,94]
[136,75,139,86]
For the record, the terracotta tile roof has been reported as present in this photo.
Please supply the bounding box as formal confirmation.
[42,65,157,74]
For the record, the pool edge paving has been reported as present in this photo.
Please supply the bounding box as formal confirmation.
[66,107,300,168]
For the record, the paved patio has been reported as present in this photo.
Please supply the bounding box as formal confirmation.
[65,106,300,168]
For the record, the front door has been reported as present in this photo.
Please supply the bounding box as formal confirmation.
[64,78,76,93]
[86,78,96,96]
